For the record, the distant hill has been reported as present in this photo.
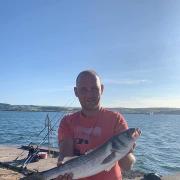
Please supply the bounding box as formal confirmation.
[0,103,180,114]
[0,103,78,112]
[109,107,180,115]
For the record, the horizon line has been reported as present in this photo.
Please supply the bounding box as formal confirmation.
[0,102,180,109]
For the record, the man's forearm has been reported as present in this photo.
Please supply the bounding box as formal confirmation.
[118,153,136,171]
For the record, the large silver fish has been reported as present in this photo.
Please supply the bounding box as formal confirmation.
[23,128,141,180]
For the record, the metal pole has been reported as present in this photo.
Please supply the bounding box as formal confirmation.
[47,114,51,156]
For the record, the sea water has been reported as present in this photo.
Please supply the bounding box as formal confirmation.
[0,111,180,175]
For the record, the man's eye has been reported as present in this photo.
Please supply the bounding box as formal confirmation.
[80,88,87,94]
[79,87,99,94]
[92,88,99,92]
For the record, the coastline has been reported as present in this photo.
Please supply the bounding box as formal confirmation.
[1,103,180,114]
[0,145,179,180]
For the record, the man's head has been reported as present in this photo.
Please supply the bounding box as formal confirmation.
[74,70,104,111]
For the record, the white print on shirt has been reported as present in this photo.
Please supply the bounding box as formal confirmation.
[74,126,102,144]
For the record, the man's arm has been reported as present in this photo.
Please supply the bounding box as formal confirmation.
[118,153,136,171]
[118,142,136,171]
[57,138,74,166]
[113,114,136,171]
[56,138,74,180]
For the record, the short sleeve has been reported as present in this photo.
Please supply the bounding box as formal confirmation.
[113,113,128,135]
[58,115,73,143]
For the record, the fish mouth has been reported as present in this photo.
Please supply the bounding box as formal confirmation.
[128,128,141,139]
[132,128,141,139]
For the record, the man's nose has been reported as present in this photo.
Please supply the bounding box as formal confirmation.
[85,89,94,97]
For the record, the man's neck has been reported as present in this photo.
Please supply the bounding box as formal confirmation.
[81,106,101,117]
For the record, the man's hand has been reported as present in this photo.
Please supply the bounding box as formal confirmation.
[118,143,137,171]
[56,156,73,180]
[55,173,73,180]
[56,138,74,179]
[57,155,64,167]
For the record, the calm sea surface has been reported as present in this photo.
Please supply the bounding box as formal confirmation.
[0,111,180,175]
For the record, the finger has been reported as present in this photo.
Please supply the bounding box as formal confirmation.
[67,173,73,180]
[55,173,73,180]
[57,162,61,167]
[57,161,63,167]
[63,173,71,180]
[55,175,63,180]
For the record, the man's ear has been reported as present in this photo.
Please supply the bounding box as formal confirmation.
[74,87,78,97]
[101,84,104,95]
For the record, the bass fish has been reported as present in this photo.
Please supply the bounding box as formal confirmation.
[23,128,141,180]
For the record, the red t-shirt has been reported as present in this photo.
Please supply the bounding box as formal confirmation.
[58,108,128,180]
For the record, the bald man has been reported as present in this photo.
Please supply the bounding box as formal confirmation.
[57,70,135,180]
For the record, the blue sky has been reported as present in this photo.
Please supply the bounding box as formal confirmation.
[1,0,180,108]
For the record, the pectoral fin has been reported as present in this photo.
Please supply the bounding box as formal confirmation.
[101,151,116,164]
[105,164,115,172]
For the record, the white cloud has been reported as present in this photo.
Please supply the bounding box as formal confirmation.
[104,79,150,85]
[104,97,180,108]
[32,86,73,93]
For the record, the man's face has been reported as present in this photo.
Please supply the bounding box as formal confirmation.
[74,74,103,111]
